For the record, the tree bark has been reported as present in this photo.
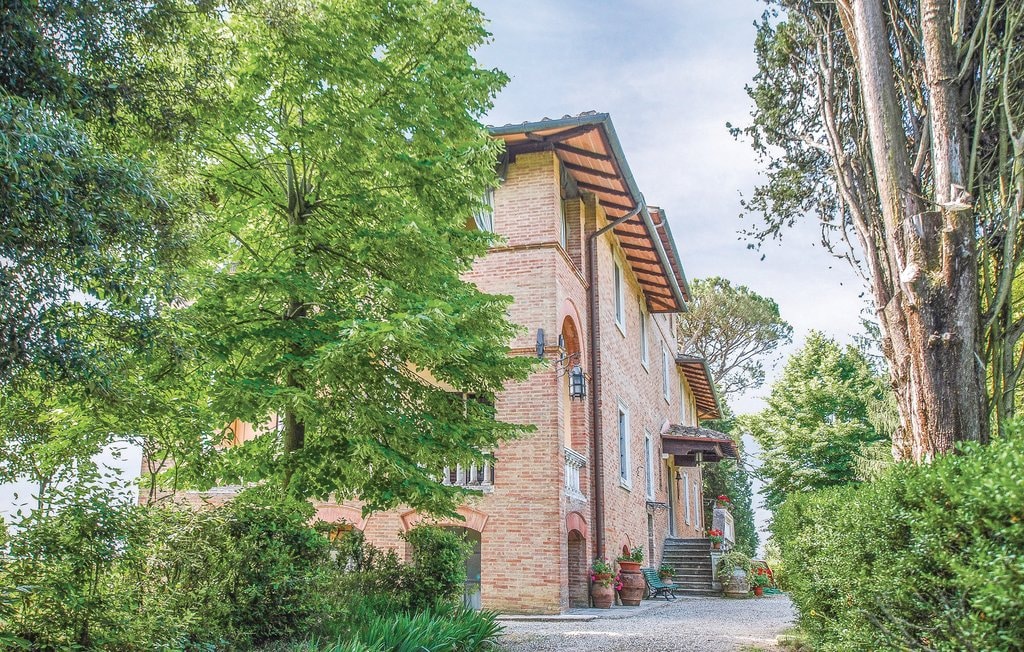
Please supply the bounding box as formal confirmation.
[848,0,985,461]
[282,156,308,487]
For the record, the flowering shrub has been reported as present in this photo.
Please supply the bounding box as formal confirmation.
[716,494,731,505]
[751,566,772,588]
[590,558,615,587]
[707,528,724,544]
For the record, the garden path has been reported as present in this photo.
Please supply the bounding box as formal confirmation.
[499,594,795,652]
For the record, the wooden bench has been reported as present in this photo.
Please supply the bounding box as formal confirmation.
[641,567,678,601]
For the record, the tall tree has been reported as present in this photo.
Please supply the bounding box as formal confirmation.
[735,0,1024,461]
[678,277,791,555]
[677,277,793,399]
[744,332,891,510]
[0,0,224,383]
[189,0,534,515]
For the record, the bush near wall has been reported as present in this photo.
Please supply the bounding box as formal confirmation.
[772,433,1024,651]
[0,489,487,651]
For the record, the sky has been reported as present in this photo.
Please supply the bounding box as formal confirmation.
[472,0,867,548]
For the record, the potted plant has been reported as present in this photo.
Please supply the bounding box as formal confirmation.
[751,566,771,597]
[707,528,724,550]
[616,545,644,572]
[715,550,751,598]
[590,558,615,608]
[658,563,675,582]
[615,546,645,606]
[715,494,731,509]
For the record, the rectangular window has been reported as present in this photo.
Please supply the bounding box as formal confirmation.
[559,202,569,250]
[644,433,654,499]
[614,260,625,332]
[679,378,686,422]
[662,345,670,402]
[618,404,631,487]
[683,471,691,525]
[639,306,649,368]
[472,187,495,232]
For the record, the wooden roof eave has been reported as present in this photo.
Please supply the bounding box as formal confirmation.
[490,114,687,314]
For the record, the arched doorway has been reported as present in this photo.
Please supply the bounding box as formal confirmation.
[567,529,587,607]
[445,527,482,609]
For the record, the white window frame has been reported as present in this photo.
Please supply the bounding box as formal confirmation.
[644,432,654,500]
[662,345,671,403]
[639,305,649,369]
[679,378,686,422]
[613,260,625,334]
[473,187,495,233]
[618,403,631,488]
[559,201,569,250]
[683,470,691,525]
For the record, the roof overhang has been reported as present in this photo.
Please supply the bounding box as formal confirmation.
[489,113,688,313]
[676,356,721,420]
[662,425,738,466]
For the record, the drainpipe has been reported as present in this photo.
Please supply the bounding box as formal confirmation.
[586,197,645,560]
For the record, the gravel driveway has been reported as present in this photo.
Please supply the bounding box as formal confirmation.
[499,594,796,652]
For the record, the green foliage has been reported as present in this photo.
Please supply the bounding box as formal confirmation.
[218,487,333,646]
[401,526,473,613]
[677,276,792,399]
[1,0,224,383]
[772,433,1024,651]
[744,331,891,509]
[715,551,752,583]
[287,608,503,652]
[1,488,338,649]
[181,0,534,513]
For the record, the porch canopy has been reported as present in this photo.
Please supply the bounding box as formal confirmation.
[662,424,738,467]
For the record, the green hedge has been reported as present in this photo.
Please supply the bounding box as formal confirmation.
[773,434,1024,651]
[0,489,477,650]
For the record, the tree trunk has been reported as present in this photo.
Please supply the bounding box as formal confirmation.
[282,158,308,487]
[849,0,985,461]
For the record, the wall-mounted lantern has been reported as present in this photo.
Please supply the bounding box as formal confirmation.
[569,364,587,401]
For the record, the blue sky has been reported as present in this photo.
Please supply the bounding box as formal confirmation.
[473,0,866,547]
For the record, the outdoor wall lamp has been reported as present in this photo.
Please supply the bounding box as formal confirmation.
[569,364,587,401]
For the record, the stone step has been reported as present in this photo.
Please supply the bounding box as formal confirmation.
[663,557,712,565]
[666,566,713,574]
[672,588,722,597]
[663,562,712,571]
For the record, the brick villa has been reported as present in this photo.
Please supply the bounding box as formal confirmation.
[187,112,738,614]
[313,112,737,613]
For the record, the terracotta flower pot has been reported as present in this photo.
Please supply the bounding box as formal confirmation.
[712,542,721,550]
[591,574,614,609]
[616,562,644,606]
[753,586,764,597]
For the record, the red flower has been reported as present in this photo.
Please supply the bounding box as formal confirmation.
[716,494,730,503]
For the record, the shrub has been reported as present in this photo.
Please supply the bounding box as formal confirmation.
[401,525,472,613]
[772,434,1024,651]
[218,487,333,645]
[0,486,335,650]
[287,608,503,652]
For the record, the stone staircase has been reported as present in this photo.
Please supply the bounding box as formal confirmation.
[661,538,719,596]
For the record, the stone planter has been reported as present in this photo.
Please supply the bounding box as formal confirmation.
[616,561,644,606]
[723,568,749,598]
[591,574,614,609]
